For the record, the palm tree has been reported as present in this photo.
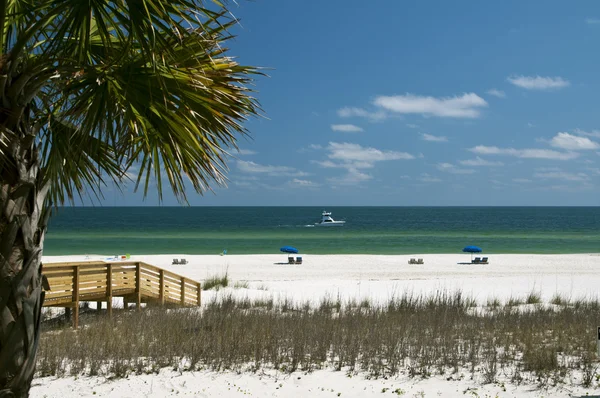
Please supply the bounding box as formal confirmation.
[0,1,261,395]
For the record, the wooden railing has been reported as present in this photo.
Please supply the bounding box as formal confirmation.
[42,261,201,328]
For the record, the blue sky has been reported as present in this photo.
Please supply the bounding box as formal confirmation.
[102,1,600,206]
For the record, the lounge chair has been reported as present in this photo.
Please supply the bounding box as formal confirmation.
[417,258,424,264]
[480,257,489,264]
[172,259,180,265]
[472,257,481,264]
[408,258,417,264]
[288,256,295,264]
[180,258,188,265]
[296,256,303,264]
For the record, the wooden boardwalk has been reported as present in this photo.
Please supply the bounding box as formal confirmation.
[43,261,201,328]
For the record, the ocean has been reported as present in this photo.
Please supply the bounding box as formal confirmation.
[42,207,600,256]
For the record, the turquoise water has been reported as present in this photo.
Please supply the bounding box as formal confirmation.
[43,207,600,255]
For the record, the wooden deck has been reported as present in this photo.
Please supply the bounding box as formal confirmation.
[42,261,202,328]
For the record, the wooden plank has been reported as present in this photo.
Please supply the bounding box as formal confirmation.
[44,294,73,303]
[79,279,108,287]
[44,273,75,282]
[107,263,113,317]
[110,288,136,296]
[73,266,79,329]
[79,271,109,279]
[135,263,141,310]
[180,277,186,305]
[141,271,160,281]
[45,291,73,298]
[45,284,74,292]
[77,267,108,273]
[79,287,109,296]
[159,270,165,306]
[45,261,105,267]
[44,298,75,306]
[43,268,79,275]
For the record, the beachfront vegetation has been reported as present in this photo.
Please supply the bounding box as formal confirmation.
[0,1,260,394]
[233,280,250,289]
[38,292,600,390]
[203,273,230,291]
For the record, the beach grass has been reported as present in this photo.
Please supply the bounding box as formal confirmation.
[202,272,229,291]
[233,280,249,289]
[37,291,600,389]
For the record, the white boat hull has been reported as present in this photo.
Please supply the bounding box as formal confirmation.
[315,221,345,227]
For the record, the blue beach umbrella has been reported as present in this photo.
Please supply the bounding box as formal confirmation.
[462,245,482,261]
[280,246,299,254]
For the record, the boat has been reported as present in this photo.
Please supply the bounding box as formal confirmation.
[314,211,345,227]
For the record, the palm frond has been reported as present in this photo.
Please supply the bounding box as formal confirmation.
[0,0,262,205]
[39,113,121,205]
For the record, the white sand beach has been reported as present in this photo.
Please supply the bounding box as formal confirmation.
[42,253,600,305]
[32,253,600,397]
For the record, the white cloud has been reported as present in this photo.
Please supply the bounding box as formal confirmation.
[459,157,504,167]
[513,178,532,183]
[327,168,373,185]
[331,124,364,133]
[237,160,308,177]
[550,132,599,150]
[316,142,414,186]
[535,166,561,172]
[233,180,253,187]
[486,89,506,98]
[298,144,324,154]
[470,146,578,160]
[373,93,487,118]
[421,133,448,142]
[418,173,441,183]
[574,129,600,138]
[406,124,419,129]
[587,167,600,174]
[586,18,600,24]
[237,149,256,155]
[312,160,342,168]
[312,159,375,169]
[290,178,320,188]
[534,171,589,182]
[327,142,414,163]
[507,75,570,90]
[337,107,386,122]
[437,163,475,174]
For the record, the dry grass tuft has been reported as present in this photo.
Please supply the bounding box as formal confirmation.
[202,272,229,291]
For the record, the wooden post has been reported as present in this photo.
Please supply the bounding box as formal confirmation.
[159,269,165,306]
[135,263,141,310]
[107,263,113,317]
[180,277,186,306]
[96,301,102,312]
[197,282,201,306]
[72,265,80,329]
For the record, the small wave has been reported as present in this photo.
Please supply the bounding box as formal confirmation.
[303,225,315,228]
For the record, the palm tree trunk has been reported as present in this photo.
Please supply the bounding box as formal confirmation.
[0,132,50,397]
